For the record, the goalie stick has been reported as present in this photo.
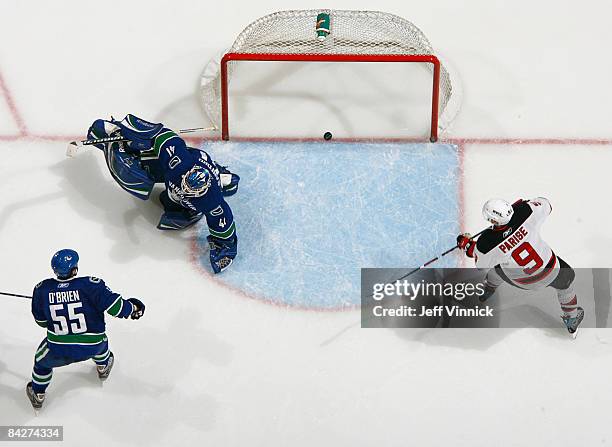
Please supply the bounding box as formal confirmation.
[66,125,217,157]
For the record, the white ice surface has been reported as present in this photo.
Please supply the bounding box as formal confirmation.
[2,1,612,446]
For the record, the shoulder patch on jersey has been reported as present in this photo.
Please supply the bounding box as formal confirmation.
[89,276,102,284]
[476,202,533,254]
[35,281,44,289]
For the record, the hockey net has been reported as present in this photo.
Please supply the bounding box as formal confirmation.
[201,10,461,141]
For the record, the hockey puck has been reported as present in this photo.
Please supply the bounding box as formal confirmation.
[323,132,332,141]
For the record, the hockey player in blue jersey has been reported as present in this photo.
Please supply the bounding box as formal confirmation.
[87,114,239,273]
[26,249,145,410]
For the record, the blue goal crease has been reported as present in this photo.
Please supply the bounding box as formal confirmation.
[194,141,461,309]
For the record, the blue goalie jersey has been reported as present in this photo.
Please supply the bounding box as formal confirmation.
[149,129,236,240]
[31,276,134,358]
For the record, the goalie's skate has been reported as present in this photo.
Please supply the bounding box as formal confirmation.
[96,352,115,381]
[562,307,584,339]
[26,381,45,411]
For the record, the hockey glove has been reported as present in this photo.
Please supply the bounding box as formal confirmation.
[456,233,476,258]
[128,298,145,320]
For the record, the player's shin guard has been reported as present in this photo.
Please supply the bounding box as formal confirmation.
[480,269,503,302]
[31,341,52,394]
[93,347,111,366]
[557,286,579,318]
[31,365,53,394]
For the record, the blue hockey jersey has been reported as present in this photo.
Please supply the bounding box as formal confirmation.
[31,276,134,358]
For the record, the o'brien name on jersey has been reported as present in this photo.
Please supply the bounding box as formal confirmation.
[48,290,81,304]
[498,226,528,254]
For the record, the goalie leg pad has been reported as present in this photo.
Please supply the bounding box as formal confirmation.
[207,235,237,273]
[157,190,204,230]
[157,211,204,230]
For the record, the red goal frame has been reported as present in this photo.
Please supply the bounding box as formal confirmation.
[220,53,441,142]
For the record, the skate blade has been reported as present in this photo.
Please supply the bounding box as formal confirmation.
[569,329,578,340]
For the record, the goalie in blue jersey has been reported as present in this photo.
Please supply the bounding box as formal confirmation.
[87,114,239,273]
[26,249,145,410]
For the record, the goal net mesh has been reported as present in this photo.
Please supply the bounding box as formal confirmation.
[201,10,459,137]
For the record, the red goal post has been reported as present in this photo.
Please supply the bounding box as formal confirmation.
[220,52,442,142]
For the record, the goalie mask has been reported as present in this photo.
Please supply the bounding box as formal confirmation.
[181,166,211,197]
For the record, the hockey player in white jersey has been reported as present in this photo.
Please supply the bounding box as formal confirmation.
[456,198,584,336]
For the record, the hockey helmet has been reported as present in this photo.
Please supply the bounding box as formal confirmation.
[482,199,514,226]
[51,249,79,279]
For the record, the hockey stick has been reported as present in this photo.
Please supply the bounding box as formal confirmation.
[394,227,490,282]
[66,126,218,157]
[1,291,32,300]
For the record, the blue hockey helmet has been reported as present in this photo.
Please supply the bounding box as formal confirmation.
[181,166,211,197]
[51,249,79,279]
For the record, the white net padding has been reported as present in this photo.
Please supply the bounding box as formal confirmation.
[201,10,461,138]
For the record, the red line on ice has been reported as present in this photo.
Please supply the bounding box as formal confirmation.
[0,70,28,136]
[2,133,612,147]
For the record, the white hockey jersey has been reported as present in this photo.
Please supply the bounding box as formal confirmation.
[472,198,558,289]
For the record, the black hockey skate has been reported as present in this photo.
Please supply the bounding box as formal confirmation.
[96,352,115,381]
[562,307,584,339]
[26,381,45,410]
